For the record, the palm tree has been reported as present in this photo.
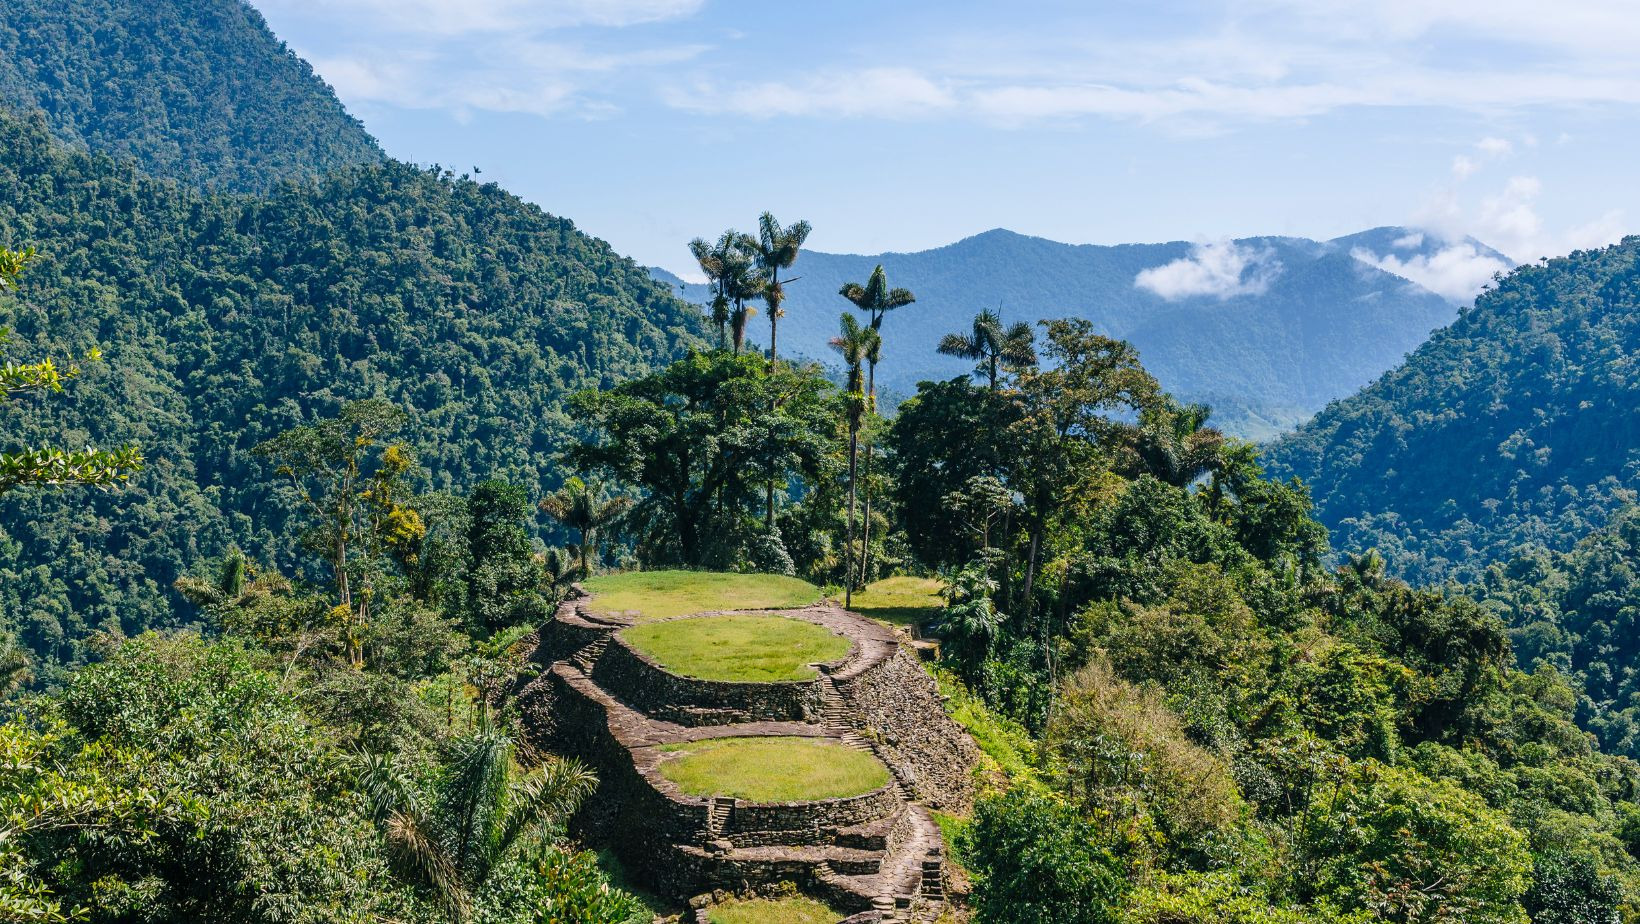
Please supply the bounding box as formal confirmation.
[753,212,812,364]
[687,233,732,347]
[359,720,597,922]
[830,313,876,608]
[1131,400,1226,487]
[937,308,1037,390]
[724,236,764,354]
[539,477,632,576]
[839,267,912,586]
[838,264,916,406]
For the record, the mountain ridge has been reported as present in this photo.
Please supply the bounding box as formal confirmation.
[653,225,1503,438]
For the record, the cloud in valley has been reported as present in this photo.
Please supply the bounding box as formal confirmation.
[1135,240,1281,300]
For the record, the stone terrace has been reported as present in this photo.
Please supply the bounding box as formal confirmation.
[517,589,978,924]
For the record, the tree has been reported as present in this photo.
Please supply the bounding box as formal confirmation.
[358,720,598,922]
[1129,398,1226,487]
[840,266,914,585]
[831,314,876,606]
[1013,320,1159,615]
[256,399,426,668]
[753,212,812,364]
[538,477,631,578]
[961,788,1127,924]
[0,246,141,493]
[687,232,738,348]
[464,481,548,633]
[937,308,1037,390]
[571,351,833,569]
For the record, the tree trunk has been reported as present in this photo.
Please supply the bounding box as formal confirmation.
[860,441,873,586]
[1021,522,1042,620]
[845,427,859,608]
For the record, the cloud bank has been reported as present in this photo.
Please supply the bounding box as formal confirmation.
[1135,240,1282,301]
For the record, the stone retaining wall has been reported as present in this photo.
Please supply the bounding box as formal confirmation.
[594,633,822,726]
[837,647,980,812]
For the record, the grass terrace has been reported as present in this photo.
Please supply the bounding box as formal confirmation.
[622,614,852,682]
[583,571,821,622]
[849,575,944,627]
[658,736,891,802]
[707,896,843,924]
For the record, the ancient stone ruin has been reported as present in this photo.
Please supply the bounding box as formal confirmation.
[516,591,979,923]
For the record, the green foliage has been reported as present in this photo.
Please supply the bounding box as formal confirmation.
[16,634,417,922]
[962,788,1127,924]
[1265,236,1640,585]
[358,721,597,921]
[0,108,703,676]
[1523,852,1623,924]
[1295,762,1532,923]
[571,351,834,569]
[0,0,382,193]
[472,847,648,924]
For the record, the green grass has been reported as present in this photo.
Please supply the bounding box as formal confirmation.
[849,575,944,626]
[707,896,841,924]
[583,571,820,621]
[658,736,891,802]
[933,667,1038,783]
[622,614,852,682]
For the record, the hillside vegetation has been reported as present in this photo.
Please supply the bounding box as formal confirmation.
[1265,237,1640,585]
[0,110,703,678]
[0,0,382,192]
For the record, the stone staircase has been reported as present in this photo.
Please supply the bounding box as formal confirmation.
[569,635,610,675]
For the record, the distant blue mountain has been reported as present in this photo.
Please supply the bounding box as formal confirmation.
[652,226,1508,439]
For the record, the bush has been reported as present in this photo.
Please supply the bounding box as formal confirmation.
[961,788,1126,924]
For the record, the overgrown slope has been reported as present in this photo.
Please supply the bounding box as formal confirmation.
[0,110,704,676]
[0,0,381,192]
[1265,236,1640,585]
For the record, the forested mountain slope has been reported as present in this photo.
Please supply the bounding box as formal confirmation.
[659,228,1490,437]
[1265,237,1640,585]
[0,110,704,677]
[0,0,381,192]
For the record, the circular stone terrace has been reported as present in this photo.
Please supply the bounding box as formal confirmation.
[525,571,965,923]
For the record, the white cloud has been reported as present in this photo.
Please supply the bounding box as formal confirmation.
[664,68,956,119]
[257,0,703,36]
[1476,136,1512,157]
[1451,155,1478,179]
[1353,242,1511,302]
[1135,240,1282,300]
[1392,231,1425,249]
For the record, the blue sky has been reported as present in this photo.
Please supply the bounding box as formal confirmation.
[250,0,1640,298]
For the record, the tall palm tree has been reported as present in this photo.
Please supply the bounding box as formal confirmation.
[838,264,916,406]
[359,721,597,922]
[0,632,30,697]
[753,212,812,364]
[539,477,632,576]
[839,266,912,586]
[1131,400,1226,487]
[687,233,733,347]
[937,309,1037,390]
[830,313,876,608]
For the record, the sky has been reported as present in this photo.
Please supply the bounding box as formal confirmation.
[249,0,1640,297]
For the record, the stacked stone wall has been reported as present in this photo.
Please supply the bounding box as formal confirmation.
[837,647,980,812]
[593,636,822,725]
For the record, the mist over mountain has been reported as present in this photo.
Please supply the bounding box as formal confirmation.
[655,227,1505,438]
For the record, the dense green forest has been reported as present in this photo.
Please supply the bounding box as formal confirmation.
[1265,237,1640,585]
[0,108,704,681]
[0,0,382,192]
